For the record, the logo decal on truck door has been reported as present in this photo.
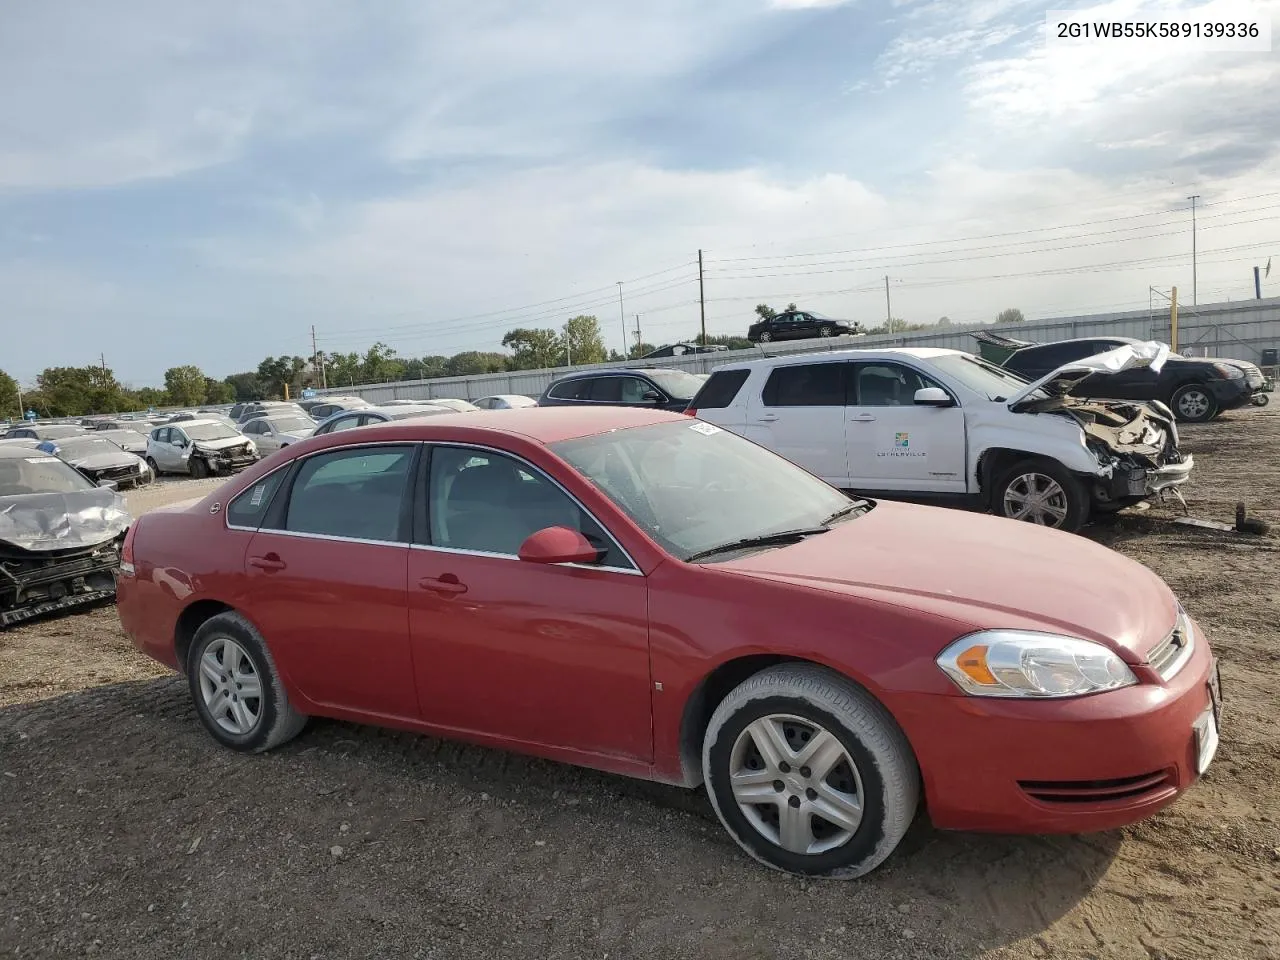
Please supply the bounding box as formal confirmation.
[895,432,909,448]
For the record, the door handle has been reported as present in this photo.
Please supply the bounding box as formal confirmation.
[849,414,876,422]
[248,554,286,571]
[757,414,779,422]
[418,575,468,596]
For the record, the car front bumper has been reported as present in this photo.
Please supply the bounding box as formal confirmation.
[893,618,1218,833]
[1209,378,1257,412]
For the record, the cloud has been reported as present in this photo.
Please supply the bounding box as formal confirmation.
[771,0,854,8]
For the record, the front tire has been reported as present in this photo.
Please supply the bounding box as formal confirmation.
[757,331,773,343]
[1171,383,1217,423]
[145,456,160,476]
[994,458,1089,532]
[189,457,210,479]
[186,612,308,753]
[818,325,833,337]
[702,664,919,879]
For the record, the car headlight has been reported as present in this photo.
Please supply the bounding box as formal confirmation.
[1210,362,1244,380]
[936,631,1137,698]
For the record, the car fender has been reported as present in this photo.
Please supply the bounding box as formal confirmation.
[963,406,1103,488]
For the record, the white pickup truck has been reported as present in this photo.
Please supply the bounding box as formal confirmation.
[685,345,1193,532]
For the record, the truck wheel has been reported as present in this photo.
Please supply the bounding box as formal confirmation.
[1171,384,1217,423]
[994,459,1089,532]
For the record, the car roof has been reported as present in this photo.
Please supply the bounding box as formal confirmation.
[0,445,58,460]
[363,406,685,445]
[548,367,670,381]
[1020,336,1139,348]
[165,418,222,428]
[710,347,964,370]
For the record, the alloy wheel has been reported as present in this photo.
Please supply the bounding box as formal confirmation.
[729,714,864,855]
[197,637,263,735]
[1002,472,1069,526]
[1176,388,1211,420]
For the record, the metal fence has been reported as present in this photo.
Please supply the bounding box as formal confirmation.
[318,296,1280,403]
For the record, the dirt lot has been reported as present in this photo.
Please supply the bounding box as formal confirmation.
[2,413,1278,960]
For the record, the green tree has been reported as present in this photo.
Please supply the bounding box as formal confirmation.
[164,365,208,407]
[402,355,450,381]
[326,352,363,388]
[936,316,953,327]
[705,334,753,351]
[204,378,235,404]
[0,369,19,419]
[445,351,507,377]
[786,302,797,312]
[224,372,265,402]
[754,304,777,321]
[628,341,657,359]
[996,307,1025,324]
[360,342,405,383]
[134,387,168,408]
[502,328,563,369]
[562,315,606,365]
[36,366,127,416]
[256,356,307,399]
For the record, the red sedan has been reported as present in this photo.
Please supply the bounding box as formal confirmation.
[117,407,1221,878]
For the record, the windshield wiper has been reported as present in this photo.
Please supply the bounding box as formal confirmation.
[685,527,831,563]
[821,500,871,525]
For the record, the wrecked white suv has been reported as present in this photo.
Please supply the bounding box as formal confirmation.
[686,344,1192,532]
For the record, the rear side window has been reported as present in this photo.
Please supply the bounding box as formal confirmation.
[761,362,846,407]
[589,377,623,402]
[283,445,415,542]
[549,378,593,401]
[227,469,288,529]
[690,369,749,409]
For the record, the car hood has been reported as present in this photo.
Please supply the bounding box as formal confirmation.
[719,501,1177,664]
[193,436,249,452]
[67,452,139,471]
[1006,341,1170,408]
[0,487,131,552]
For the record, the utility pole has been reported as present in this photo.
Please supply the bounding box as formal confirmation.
[884,275,893,332]
[1170,285,1179,353]
[698,249,707,346]
[616,282,627,359]
[1256,266,1263,299]
[634,314,642,356]
[100,353,107,374]
[1188,194,1200,305]
[310,325,327,388]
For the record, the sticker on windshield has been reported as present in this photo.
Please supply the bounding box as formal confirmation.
[23,457,60,464]
[688,421,721,436]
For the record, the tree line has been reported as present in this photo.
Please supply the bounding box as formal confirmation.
[1,306,1026,419]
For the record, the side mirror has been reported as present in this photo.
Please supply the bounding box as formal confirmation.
[914,387,954,407]
[96,479,118,490]
[518,526,601,565]
[641,390,664,403]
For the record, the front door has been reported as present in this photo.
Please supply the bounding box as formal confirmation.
[743,361,849,485]
[407,445,652,762]
[152,428,183,471]
[240,443,420,719]
[844,361,967,493]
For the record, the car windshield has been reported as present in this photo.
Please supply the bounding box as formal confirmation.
[806,310,833,320]
[553,419,859,561]
[39,426,86,439]
[645,370,708,401]
[929,353,1043,402]
[267,417,315,433]
[185,423,241,441]
[56,439,125,458]
[0,455,95,496]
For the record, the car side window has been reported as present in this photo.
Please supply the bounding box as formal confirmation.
[282,445,415,542]
[172,430,189,446]
[761,362,846,407]
[852,363,945,406]
[227,469,289,529]
[152,428,168,443]
[590,377,623,402]
[425,446,629,567]
[549,378,592,401]
[322,414,359,433]
[619,378,652,403]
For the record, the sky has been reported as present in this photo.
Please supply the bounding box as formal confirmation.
[2,0,1278,387]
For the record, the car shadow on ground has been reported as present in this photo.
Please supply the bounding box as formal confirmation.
[0,678,1123,958]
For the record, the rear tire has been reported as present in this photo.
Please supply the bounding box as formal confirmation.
[994,458,1089,532]
[189,457,210,479]
[702,664,919,879]
[186,612,307,753]
[1171,383,1217,423]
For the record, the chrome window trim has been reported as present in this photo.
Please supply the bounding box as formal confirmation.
[245,527,408,549]
[423,440,641,574]
[407,541,642,576]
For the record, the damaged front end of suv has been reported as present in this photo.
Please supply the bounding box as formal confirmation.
[1006,343,1194,512]
[0,452,132,627]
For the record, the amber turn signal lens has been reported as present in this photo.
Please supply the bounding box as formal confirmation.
[955,645,998,685]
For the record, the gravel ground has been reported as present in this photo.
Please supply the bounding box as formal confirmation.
[2,409,1278,960]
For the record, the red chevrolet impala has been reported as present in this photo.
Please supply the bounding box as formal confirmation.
[117,407,1221,878]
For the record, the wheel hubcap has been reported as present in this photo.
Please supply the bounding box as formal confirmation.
[1177,390,1209,418]
[1003,473,1069,527]
[198,637,263,735]
[729,714,864,855]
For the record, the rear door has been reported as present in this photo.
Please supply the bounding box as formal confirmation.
[743,361,849,485]
[242,443,420,719]
[844,361,966,493]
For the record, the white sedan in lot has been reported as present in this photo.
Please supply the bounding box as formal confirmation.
[686,345,1193,532]
[239,414,316,456]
